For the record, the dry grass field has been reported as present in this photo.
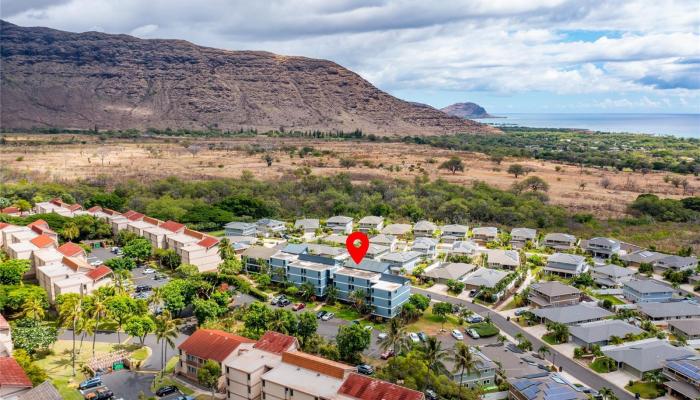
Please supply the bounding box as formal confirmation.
[1,134,696,218]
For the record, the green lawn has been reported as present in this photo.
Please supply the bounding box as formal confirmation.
[590,357,617,373]
[131,346,150,361]
[165,356,179,374]
[151,376,195,395]
[320,304,363,321]
[469,322,499,337]
[593,294,625,305]
[541,334,559,345]
[625,381,665,399]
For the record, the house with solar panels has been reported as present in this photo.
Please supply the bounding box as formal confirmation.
[507,372,589,400]
[602,338,696,378]
[663,358,700,400]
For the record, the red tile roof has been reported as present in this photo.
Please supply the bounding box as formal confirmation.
[49,198,63,206]
[1,207,20,214]
[197,236,219,249]
[28,219,49,229]
[67,204,82,211]
[0,222,12,231]
[103,208,120,216]
[142,216,161,226]
[0,314,9,330]
[30,234,55,249]
[0,357,32,389]
[281,351,353,379]
[160,220,185,233]
[87,206,102,213]
[338,373,425,400]
[86,265,112,281]
[184,228,205,239]
[58,242,84,257]
[62,256,83,271]
[178,329,254,362]
[254,332,297,354]
[126,212,144,221]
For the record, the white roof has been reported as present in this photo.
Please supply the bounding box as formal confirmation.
[262,362,344,399]
[143,226,171,236]
[54,275,90,288]
[128,220,156,229]
[9,242,36,252]
[33,248,63,262]
[168,233,199,244]
[39,263,75,277]
[224,346,281,374]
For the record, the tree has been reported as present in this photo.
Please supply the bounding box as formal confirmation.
[20,296,45,320]
[122,238,152,263]
[155,310,178,377]
[217,238,235,261]
[349,289,367,311]
[409,294,430,311]
[154,249,181,269]
[106,295,139,343]
[125,316,156,346]
[12,349,48,385]
[269,308,298,335]
[104,256,136,271]
[422,336,449,374]
[0,259,30,285]
[244,302,272,334]
[379,318,408,355]
[219,258,243,275]
[60,223,80,242]
[296,311,318,346]
[537,345,551,360]
[90,295,108,357]
[599,387,618,400]
[512,176,550,193]
[176,263,200,278]
[545,322,569,344]
[263,153,274,167]
[432,302,452,331]
[95,147,111,166]
[14,199,32,212]
[193,298,224,324]
[508,164,525,178]
[197,359,221,399]
[446,279,465,294]
[439,157,465,174]
[325,286,339,305]
[11,318,58,355]
[340,158,357,169]
[56,293,82,376]
[449,342,479,397]
[336,324,371,364]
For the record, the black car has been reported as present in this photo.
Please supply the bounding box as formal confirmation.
[277,298,291,307]
[85,388,113,400]
[156,385,179,397]
[417,332,428,342]
[135,285,152,293]
[316,310,327,319]
[357,364,374,375]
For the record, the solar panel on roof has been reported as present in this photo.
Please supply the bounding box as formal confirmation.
[522,386,540,400]
[667,361,700,381]
[513,380,533,391]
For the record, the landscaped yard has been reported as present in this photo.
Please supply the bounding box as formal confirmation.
[593,294,625,305]
[320,304,363,321]
[406,308,461,334]
[151,375,195,396]
[541,334,559,345]
[590,357,617,373]
[625,381,665,399]
[468,322,499,337]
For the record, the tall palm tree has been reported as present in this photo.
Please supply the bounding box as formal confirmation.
[218,238,234,261]
[21,297,45,320]
[537,345,551,360]
[378,318,408,355]
[155,311,178,377]
[58,295,82,376]
[91,296,108,358]
[448,342,480,398]
[599,387,618,400]
[61,223,80,242]
[113,269,131,295]
[422,336,449,374]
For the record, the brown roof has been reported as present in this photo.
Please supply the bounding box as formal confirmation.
[62,256,84,271]
[160,220,185,233]
[339,373,425,400]
[254,332,297,354]
[126,212,144,221]
[197,236,219,249]
[49,198,63,206]
[178,329,254,362]
[67,204,82,211]
[281,351,353,379]
[0,357,32,389]
[0,222,11,230]
[87,206,102,213]
[30,234,55,249]
[184,228,205,239]
[1,206,20,214]
[28,219,49,229]
[86,265,112,281]
[143,216,161,225]
[103,208,120,216]
[58,242,84,257]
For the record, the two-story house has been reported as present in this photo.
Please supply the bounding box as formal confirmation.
[326,216,353,234]
[440,224,468,243]
[472,227,498,244]
[413,220,437,238]
[623,279,673,303]
[544,253,588,277]
[293,219,319,236]
[542,232,577,250]
[241,246,281,274]
[444,347,497,388]
[584,237,621,259]
[225,222,257,237]
[256,219,286,238]
[411,237,438,259]
[369,234,398,252]
[591,264,635,287]
[358,216,384,233]
[484,249,520,270]
[381,223,413,238]
[528,281,581,308]
[663,358,700,400]
[510,228,537,249]
[380,251,422,274]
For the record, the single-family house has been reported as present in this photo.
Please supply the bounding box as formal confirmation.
[542,233,577,250]
[654,255,698,273]
[663,358,700,400]
[423,262,477,284]
[366,244,390,259]
[528,281,581,308]
[584,237,621,259]
[225,222,257,237]
[569,319,644,349]
[531,302,613,325]
[484,249,520,270]
[0,357,33,398]
[450,240,478,256]
[358,216,384,233]
[508,373,588,400]
[322,234,348,246]
[326,216,353,234]
[472,227,498,244]
[16,380,63,400]
[380,251,422,274]
[413,220,437,238]
[443,347,497,388]
[623,279,673,303]
[177,329,255,384]
[381,223,412,238]
[544,253,588,277]
[637,302,700,322]
[620,250,667,268]
[306,243,348,260]
[667,319,700,340]
[256,218,286,237]
[462,268,510,291]
[510,228,537,249]
[591,264,635,287]
[369,234,398,252]
[411,237,438,259]
[441,224,468,243]
[602,338,695,378]
[294,218,319,235]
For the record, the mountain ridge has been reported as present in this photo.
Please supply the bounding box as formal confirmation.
[441,102,495,119]
[0,21,498,136]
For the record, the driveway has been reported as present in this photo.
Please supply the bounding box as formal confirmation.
[100,370,155,399]
[412,287,635,400]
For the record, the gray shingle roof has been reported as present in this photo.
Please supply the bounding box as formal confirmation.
[511,228,537,239]
[543,233,576,242]
[569,319,644,344]
[18,381,63,400]
[381,224,412,235]
[638,302,700,319]
[472,226,498,236]
[344,259,391,273]
[413,220,437,231]
[655,255,698,268]
[327,215,353,224]
[530,281,581,297]
[623,279,673,294]
[485,249,520,266]
[620,250,667,264]
[359,216,384,224]
[370,234,397,245]
[441,224,469,234]
[381,251,422,263]
[463,268,509,289]
[603,339,695,373]
[593,264,635,278]
[547,253,585,265]
[294,218,319,229]
[225,221,256,229]
[668,319,700,336]
[423,263,475,281]
[242,245,280,259]
[532,303,613,324]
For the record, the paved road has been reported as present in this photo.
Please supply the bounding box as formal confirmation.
[412,287,635,400]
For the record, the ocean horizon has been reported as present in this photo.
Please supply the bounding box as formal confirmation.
[479,113,700,138]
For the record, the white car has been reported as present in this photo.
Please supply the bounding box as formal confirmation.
[377,332,388,340]
[467,329,480,339]
[321,312,334,321]
[451,329,464,340]
[89,260,103,266]
[143,268,156,274]
[408,332,420,343]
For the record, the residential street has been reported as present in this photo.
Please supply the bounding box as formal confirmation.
[411,287,636,400]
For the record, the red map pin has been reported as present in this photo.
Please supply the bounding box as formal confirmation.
[346,232,369,264]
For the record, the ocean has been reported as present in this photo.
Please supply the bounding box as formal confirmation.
[478,113,700,138]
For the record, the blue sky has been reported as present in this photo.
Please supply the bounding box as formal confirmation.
[4,0,699,114]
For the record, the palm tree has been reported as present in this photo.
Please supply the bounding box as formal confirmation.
[378,318,407,355]
[643,370,664,385]
[299,281,316,302]
[90,295,108,358]
[155,311,178,377]
[61,223,80,242]
[537,345,551,360]
[449,342,480,397]
[349,289,367,311]
[218,238,234,261]
[325,286,339,305]
[514,332,525,345]
[21,297,45,320]
[112,269,131,295]
[599,387,618,400]
[58,295,82,376]
[422,336,449,374]
[496,334,507,346]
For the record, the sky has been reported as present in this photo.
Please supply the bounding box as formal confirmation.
[3,0,700,114]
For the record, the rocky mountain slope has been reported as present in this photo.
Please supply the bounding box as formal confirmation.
[0,21,498,135]
[441,102,494,119]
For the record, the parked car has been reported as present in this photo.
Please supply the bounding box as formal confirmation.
[468,290,477,298]
[135,285,152,293]
[316,310,327,319]
[156,385,179,397]
[364,325,373,332]
[451,329,464,340]
[270,296,282,306]
[110,247,119,254]
[277,298,291,307]
[408,332,420,343]
[153,273,166,281]
[514,308,528,316]
[417,332,428,342]
[79,377,102,390]
[467,329,480,339]
[85,388,113,400]
[425,389,438,400]
[143,268,156,274]
[377,332,388,340]
[89,259,103,267]
[380,349,395,360]
[466,315,483,323]
[292,303,306,311]
[321,312,334,321]
[357,364,374,375]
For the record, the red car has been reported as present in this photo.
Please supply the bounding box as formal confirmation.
[380,349,395,360]
[292,303,306,311]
